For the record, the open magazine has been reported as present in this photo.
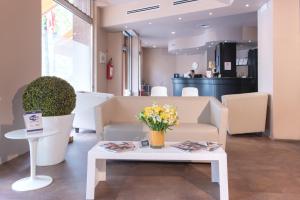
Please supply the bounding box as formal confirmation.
[100,142,136,153]
[171,141,221,152]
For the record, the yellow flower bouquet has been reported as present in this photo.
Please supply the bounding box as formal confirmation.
[137,104,178,148]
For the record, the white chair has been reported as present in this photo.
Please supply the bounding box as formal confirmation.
[151,86,168,96]
[182,87,198,96]
[73,92,114,132]
[222,92,268,135]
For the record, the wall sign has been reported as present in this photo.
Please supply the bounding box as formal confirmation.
[224,62,232,70]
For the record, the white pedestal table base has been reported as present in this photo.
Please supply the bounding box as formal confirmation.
[12,175,53,191]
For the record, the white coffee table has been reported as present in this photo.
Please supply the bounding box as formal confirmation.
[5,129,57,191]
[86,141,229,200]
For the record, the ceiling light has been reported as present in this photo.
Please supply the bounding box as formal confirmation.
[200,24,210,28]
[248,40,252,43]
[245,4,250,7]
[208,45,211,48]
[211,42,214,45]
[209,12,213,16]
[152,45,156,48]
[148,22,152,25]
[124,25,128,29]
[171,31,176,35]
[224,40,228,43]
[178,17,182,20]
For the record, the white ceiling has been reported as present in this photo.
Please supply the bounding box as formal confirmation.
[131,12,257,47]
[98,0,267,47]
[94,0,139,6]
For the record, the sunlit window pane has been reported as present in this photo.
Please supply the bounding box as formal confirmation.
[42,0,92,92]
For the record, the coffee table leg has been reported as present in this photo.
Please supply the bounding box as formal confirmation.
[219,156,229,200]
[211,160,219,183]
[86,153,97,199]
[96,160,106,181]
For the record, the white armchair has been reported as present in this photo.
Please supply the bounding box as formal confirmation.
[73,92,113,132]
[222,92,268,135]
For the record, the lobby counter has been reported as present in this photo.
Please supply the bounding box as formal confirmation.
[172,77,257,100]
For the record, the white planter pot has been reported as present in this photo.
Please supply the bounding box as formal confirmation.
[37,114,74,166]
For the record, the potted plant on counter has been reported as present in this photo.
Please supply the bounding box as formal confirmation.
[138,104,179,148]
[23,76,76,166]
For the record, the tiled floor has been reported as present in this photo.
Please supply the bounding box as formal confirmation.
[1,132,300,200]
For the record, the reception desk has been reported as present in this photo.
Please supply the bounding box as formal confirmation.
[172,77,257,100]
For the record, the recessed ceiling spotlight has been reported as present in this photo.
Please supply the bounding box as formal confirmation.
[224,40,228,43]
[152,45,156,48]
[171,31,176,35]
[209,12,213,16]
[124,25,128,29]
[208,45,211,48]
[245,4,250,7]
[178,17,182,21]
[148,22,152,25]
[200,24,210,28]
[248,40,252,43]
[211,42,214,45]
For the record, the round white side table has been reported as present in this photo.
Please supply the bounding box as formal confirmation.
[5,129,57,191]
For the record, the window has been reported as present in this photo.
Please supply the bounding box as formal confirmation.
[42,0,93,92]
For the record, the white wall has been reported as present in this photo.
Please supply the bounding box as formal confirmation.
[175,52,207,75]
[95,7,108,93]
[0,0,41,164]
[258,0,300,139]
[142,48,208,95]
[132,36,141,96]
[272,0,300,139]
[142,48,176,96]
[258,1,274,135]
[258,2,273,94]
[106,32,123,96]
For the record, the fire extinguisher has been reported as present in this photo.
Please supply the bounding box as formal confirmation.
[106,58,113,80]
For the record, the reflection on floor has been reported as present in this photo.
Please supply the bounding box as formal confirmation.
[1,131,300,200]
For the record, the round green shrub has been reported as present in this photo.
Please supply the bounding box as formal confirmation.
[23,76,76,117]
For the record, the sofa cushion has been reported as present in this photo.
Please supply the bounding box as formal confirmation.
[103,122,147,141]
[166,123,219,142]
[104,122,219,143]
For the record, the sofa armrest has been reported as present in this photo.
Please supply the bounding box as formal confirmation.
[209,97,228,149]
[95,97,116,140]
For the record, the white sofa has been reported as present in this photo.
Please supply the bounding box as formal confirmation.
[95,96,228,148]
[73,92,113,132]
[222,92,268,135]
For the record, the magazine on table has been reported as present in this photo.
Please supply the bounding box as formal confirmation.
[171,141,221,152]
[100,142,136,153]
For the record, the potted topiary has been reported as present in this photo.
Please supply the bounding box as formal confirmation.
[23,76,76,166]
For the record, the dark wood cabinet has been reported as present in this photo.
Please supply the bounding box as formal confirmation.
[215,43,237,77]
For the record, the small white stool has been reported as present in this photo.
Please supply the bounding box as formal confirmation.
[5,129,57,191]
